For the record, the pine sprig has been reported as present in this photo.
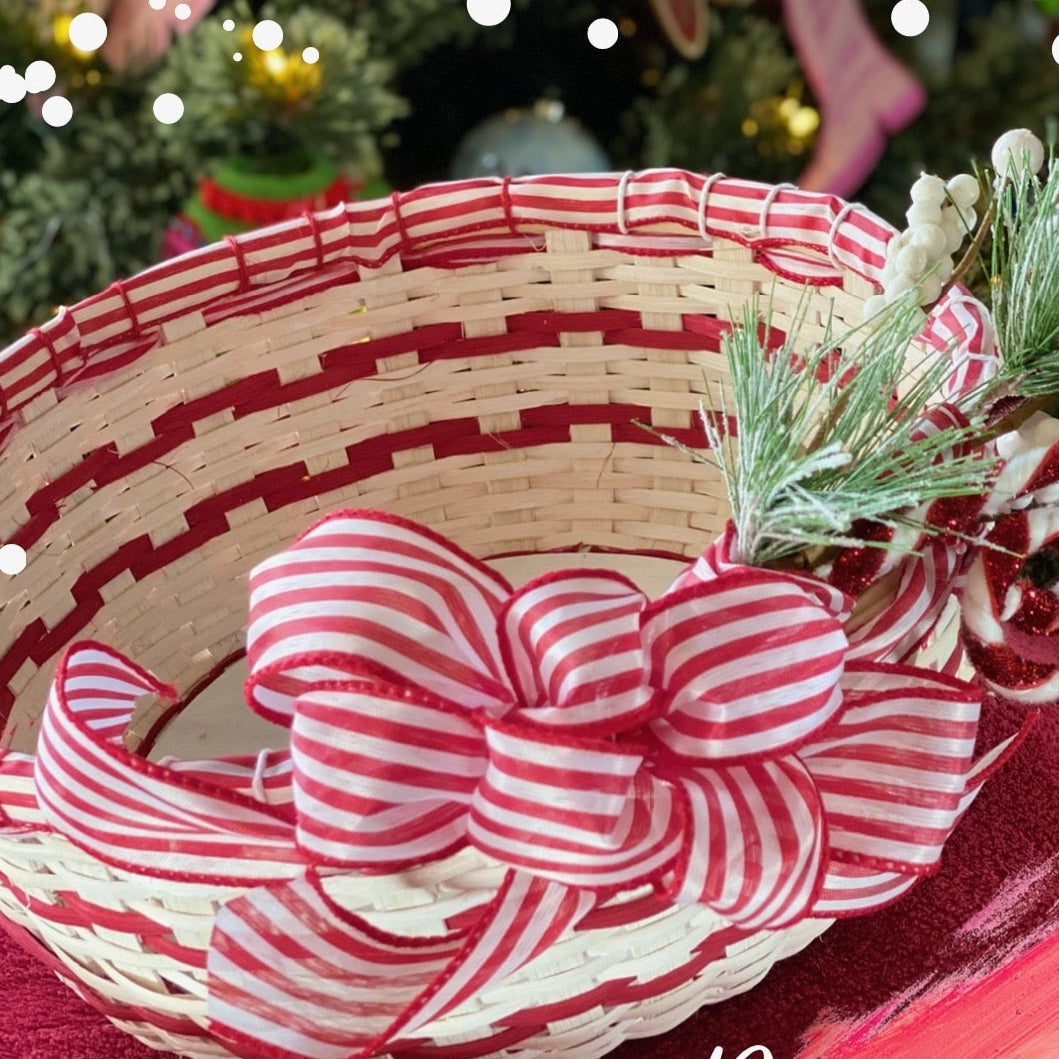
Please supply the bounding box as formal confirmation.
[683,294,996,567]
[989,154,1059,398]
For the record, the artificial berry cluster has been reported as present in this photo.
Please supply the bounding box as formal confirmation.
[863,171,980,320]
[862,128,1048,322]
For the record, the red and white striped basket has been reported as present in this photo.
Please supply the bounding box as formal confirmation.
[0,172,1013,1059]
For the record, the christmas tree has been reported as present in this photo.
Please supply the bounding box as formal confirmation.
[0,0,1056,346]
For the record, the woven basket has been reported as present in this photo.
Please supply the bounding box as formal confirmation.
[0,171,998,1059]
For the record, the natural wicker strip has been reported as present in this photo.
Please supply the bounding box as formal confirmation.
[1,171,987,425]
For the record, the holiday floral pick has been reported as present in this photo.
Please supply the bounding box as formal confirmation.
[987,132,1059,400]
[639,127,1059,707]
[650,292,996,571]
[869,126,1057,404]
[784,125,1059,709]
[706,128,1059,583]
[862,170,980,319]
[991,128,1047,183]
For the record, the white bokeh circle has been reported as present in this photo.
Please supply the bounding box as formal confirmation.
[587,18,619,49]
[891,0,929,37]
[0,66,27,105]
[302,47,320,64]
[149,0,166,9]
[174,2,192,19]
[223,18,236,31]
[1053,34,1059,65]
[251,19,283,51]
[466,0,511,28]
[68,11,108,51]
[0,544,27,577]
[153,92,184,124]
[24,60,57,94]
[41,95,73,127]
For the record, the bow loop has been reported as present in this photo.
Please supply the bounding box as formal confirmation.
[245,510,515,725]
[498,569,658,734]
[291,680,485,869]
[801,662,983,873]
[643,567,849,761]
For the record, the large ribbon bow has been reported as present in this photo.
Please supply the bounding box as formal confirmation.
[21,510,1024,1059]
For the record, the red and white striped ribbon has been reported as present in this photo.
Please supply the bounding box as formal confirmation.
[671,522,854,621]
[157,747,295,811]
[208,869,594,1059]
[814,863,919,915]
[801,663,982,870]
[845,539,964,664]
[643,566,849,760]
[498,569,657,733]
[33,643,303,882]
[815,703,1029,920]
[669,754,825,929]
[21,509,1026,1059]
[245,510,515,726]
[290,680,482,867]
[467,717,684,889]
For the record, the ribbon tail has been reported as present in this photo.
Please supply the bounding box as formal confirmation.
[959,708,1040,809]
[810,701,1039,918]
[207,870,594,1059]
[34,642,300,881]
[365,870,596,1054]
[813,864,920,917]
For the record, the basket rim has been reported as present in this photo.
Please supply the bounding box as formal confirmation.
[0,169,993,442]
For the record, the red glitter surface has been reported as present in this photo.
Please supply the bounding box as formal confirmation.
[828,521,892,596]
[923,492,987,541]
[1010,586,1059,633]
[963,629,1055,689]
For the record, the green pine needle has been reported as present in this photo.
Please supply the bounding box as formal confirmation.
[671,293,997,567]
[990,154,1059,397]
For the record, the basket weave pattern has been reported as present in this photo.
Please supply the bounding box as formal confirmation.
[0,172,997,1059]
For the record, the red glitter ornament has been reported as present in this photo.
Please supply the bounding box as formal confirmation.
[1012,584,1059,633]
[963,507,1059,702]
[828,519,893,596]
